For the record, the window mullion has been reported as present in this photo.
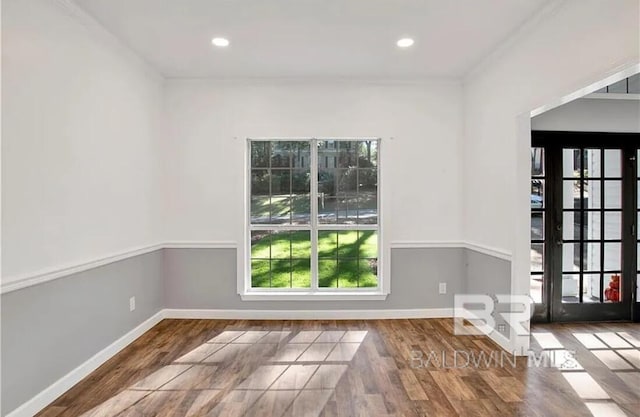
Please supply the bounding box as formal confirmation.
[310,139,319,290]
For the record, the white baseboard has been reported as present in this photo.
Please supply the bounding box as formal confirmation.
[6,310,165,417]
[163,308,454,320]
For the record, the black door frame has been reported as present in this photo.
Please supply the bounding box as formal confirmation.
[532,131,639,323]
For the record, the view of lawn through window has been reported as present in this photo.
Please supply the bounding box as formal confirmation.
[249,139,379,289]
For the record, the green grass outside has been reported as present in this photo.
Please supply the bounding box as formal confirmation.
[251,230,378,288]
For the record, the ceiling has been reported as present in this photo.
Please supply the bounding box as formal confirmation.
[74,0,550,79]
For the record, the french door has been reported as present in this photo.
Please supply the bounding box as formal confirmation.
[532,131,639,322]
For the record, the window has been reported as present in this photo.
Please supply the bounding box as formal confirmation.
[245,139,383,299]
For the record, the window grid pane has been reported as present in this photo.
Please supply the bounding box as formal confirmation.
[250,139,379,290]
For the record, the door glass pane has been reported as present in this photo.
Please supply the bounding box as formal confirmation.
[604,180,621,209]
[531,213,544,240]
[584,243,601,271]
[563,180,579,209]
[584,211,601,240]
[563,211,578,240]
[584,149,601,178]
[603,243,621,271]
[583,274,601,303]
[603,150,621,178]
[603,212,622,240]
[531,243,543,272]
[531,180,544,209]
[531,147,544,175]
[562,243,580,272]
[530,274,543,304]
[562,274,579,303]
[584,180,601,209]
[563,148,581,177]
[604,273,622,303]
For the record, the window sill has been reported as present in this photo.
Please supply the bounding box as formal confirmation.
[240,291,389,301]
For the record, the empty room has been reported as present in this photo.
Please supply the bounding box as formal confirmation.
[1,0,639,416]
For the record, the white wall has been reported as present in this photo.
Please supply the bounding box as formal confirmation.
[163,79,464,247]
[463,0,639,350]
[532,97,640,132]
[1,0,164,282]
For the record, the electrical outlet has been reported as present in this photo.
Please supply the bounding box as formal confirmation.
[129,296,136,312]
[438,282,447,294]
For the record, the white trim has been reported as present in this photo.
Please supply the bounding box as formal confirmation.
[239,291,388,301]
[390,241,465,249]
[1,240,511,295]
[583,93,640,101]
[463,241,512,261]
[163,241,237,249]
[390,240,512,261]
[1,244,164,294]
[163,308,453,320]
[6,310,165,417]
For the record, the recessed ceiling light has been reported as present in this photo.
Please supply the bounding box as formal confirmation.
[397,38,414,48]
[211,37,230,47]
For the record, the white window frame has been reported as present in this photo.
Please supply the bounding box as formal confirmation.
[239,137,388,301]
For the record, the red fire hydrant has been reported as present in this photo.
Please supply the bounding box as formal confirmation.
[604,274,620,302]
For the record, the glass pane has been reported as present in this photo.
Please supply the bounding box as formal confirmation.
[270,170,291,223]
[585,211,601,240]
[290,142,310,168]
[583,273,601,303]
[604,273,622,303]
[604,180,621,209]
[336,260,359,288]
[530,274,543,304]
[271,142,291,168]
[563,148,581,176]
[337,230,359,258]
[251,142,269,168]
[584,180,601,209]
[290,231,311,258]
[318,170,336,224]
[291,169,310,224]
[603,243,621,271]
[584,149,601,178]
[358,140,378,168]
[358,168,377,224]
[336,141,358,168]
[531,243,543,272]
[251,170,270,223]
[562,274,579,303]
[270,231,291,259]
[270,260,291,287]
[563,211,578,241]
[584,243,601,271]
[318,231,338,258]
[358,260,378,287]
[531,147,544,176]
[251,260,271,287]
[359,231,378,258]
[531,212,544,240]
[603,212,622,240]
[637,181,640,208]
[563,180,579,209]
[531,180,544,209]
[562,243,580,272]
[603,150,621,178]
[251,231,271,258]
[318,259,338,288]
[291,259,311,288]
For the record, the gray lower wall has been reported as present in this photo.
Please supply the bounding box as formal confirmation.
[164,248,466,310]
[1,245,512,415]
[464,249,512,342]
[0,250,164,416]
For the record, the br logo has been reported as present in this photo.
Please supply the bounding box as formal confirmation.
[454,294,534,337]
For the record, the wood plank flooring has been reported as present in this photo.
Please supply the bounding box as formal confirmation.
[37,319,640,417]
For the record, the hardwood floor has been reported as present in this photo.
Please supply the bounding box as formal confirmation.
[37,319,640,417]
